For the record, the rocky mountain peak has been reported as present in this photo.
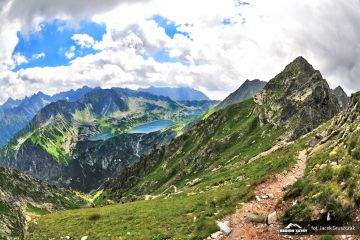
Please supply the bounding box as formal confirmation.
[283,56,316,76]
[333,86,350,108]
[255,57,340,139]
[217,79,267,109]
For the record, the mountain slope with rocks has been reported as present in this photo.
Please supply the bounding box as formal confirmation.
[254,56,340,139]
[217,79,267,110]
[0,167,85,240]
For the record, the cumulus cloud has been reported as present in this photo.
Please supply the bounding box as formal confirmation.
[12,52,28,66]
[72,34,96,49]
[64,46,76,59]
[0,0,360,103]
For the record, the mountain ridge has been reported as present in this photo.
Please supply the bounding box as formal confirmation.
[217,79,267,110]
[138,86,211,101]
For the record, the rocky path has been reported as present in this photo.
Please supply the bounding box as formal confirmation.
[223,149,307,240]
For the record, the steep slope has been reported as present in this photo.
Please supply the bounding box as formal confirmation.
[0,88,215,191]
[138,86,211,101]
[217,79,267,110]
[0,167,85,239]
[0,87,92,147]
[332,85,350,108]
[282,91,360,222]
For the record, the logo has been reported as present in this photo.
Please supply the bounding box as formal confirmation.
[284,223,302,229]
[279,223,308,235]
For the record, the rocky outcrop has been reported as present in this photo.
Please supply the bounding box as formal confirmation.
[217,79,266,110]
[0,167,85,239]
[254,56,340,139]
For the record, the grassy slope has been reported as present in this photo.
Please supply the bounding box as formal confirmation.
[28,99,310,240]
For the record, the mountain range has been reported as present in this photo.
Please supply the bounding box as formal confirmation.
[0,88,216,192]
[0,86,93,147]
[138,86,211,101]
[1,57,357,240]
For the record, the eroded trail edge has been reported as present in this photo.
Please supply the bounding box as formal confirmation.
[214,149,307,240]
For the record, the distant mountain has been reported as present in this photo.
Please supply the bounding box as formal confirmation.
[0,166,85,239]
[0,88,216,191]
[332,86,349,108]
[1,97,23,110]
[217,79,267,110]
[0,86,92,147]
[138,86,211,101]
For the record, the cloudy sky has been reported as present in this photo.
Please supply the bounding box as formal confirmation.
[0,0,359,102]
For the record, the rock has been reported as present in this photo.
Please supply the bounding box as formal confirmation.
[267,211,277,225]
[65,236,70,240]
[216,221,232,235]
[210,231,223,239]
[81,237,88,240]
[244,214,267,224]
[327,212,331,221]
[267,194,274,199]
[330,162,337,166]
[320,164,327,169]
[255,196,261,201]
[260,195,269,199]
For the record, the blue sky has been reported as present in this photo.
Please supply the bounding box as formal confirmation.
[12,15,191,70]
[12,19,106,71]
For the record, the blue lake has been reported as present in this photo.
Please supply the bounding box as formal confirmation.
[129,120,172,134]
[88,132,115,141]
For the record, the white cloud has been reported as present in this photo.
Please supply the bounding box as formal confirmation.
[0,0,360,103]
[32,52,45,60]
[65,46,76,59]
[12,52,28,66]
[72,34,96,48]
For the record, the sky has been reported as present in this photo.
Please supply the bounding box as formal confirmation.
[0,0,360,102]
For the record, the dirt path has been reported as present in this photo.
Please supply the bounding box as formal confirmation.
[224,150,307,240]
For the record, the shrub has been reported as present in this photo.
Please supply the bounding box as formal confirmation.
[88,213,101,221]
[338,165,353,182]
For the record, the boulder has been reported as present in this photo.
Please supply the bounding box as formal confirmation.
[267,211,277,225]
[216,221,232,235]
[210,231,223,239]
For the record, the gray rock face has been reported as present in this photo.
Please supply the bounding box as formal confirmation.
[0,167,85,239]
[254,56,340,139]
[332,86,350,108]
[217,79,267,110]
